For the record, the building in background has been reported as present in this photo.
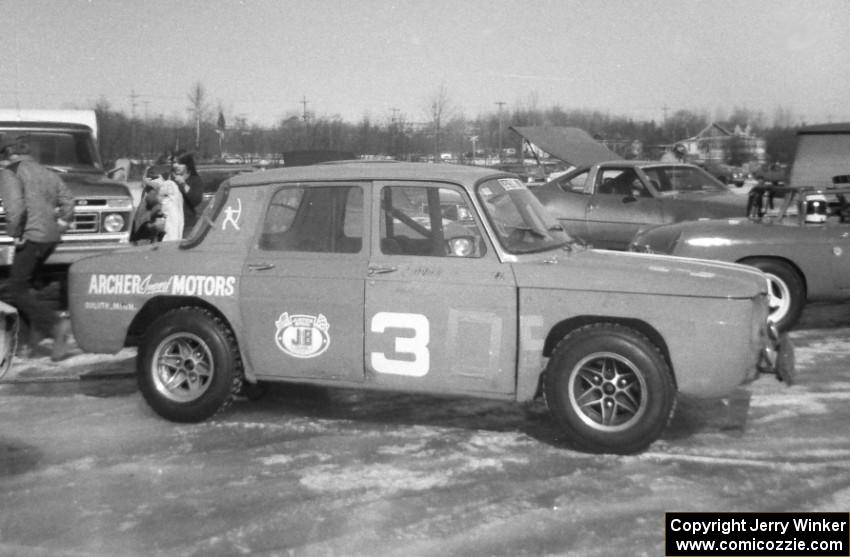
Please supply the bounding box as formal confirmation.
[674,122,766,170]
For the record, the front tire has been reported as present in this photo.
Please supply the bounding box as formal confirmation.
[746,258,804,331]
[138,307,243,422]
[544,324,676,454]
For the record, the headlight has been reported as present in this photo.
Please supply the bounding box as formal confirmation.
[103,213,126,232]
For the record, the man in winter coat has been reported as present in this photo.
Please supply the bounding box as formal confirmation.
[0,140,75,360]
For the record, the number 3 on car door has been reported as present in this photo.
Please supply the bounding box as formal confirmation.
[370,312,430,376]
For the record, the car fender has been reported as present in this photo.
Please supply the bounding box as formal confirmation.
[68,247,246,354]
[517,286,762,400]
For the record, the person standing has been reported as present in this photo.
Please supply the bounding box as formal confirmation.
[171,150,204,236]
[0,141,75,360]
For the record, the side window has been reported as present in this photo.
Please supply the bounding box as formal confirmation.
[259,185,363,253]
[558,170,589,193]
[380,185,486,258]
[597,168,642,196]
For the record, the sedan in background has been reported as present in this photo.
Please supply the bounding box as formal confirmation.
[631,182,850,331]
[532,161,747,250]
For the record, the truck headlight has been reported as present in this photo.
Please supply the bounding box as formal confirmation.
[103,213,126,233]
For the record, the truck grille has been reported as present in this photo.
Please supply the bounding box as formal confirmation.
[0,208,129,235]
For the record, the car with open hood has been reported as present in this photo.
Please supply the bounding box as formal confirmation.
[507,126,748,250]
[532,160,748,250]
[631,180,850,331]
[68,162,792,454]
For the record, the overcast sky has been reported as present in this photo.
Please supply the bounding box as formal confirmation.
[2,0,848,127]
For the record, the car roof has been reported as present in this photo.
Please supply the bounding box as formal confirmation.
[797,123,850,135]
[226,161,512,188]
[575,160,701,170]
[750,183,850,196]
[558,160,702,178]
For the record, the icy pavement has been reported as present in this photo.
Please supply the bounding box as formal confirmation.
[0,304,848,556]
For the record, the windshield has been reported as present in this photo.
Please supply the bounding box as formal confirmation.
[0,130,103,171]
[0,129,103,170]
[642,165,727,195]
[477,177,572,254]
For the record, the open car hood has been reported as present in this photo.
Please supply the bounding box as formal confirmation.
[510,126,622,167]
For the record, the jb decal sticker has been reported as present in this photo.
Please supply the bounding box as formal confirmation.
[275,313,330,358]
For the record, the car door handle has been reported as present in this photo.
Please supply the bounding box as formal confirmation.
[368,265,397,275]
[247,263,276,271]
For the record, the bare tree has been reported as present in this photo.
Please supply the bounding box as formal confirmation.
[187,82,207,152]
[427,83,453,160]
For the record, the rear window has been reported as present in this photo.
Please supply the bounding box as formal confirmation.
[259,184,363,253]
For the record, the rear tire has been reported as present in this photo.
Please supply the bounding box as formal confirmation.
[544,323,676,454]
[138,307,243,422]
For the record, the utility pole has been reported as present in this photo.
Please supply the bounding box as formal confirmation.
[129,90,138,157]
[495,101,506,162]
[301,96,309,122]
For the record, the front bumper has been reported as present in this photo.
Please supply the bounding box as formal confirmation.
[758,323,795,385]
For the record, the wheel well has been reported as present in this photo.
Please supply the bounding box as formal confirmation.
[125,296,234,346]
[736,256,807,297]
[542,316,672,377]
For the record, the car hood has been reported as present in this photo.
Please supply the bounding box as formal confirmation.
[57,170,133,198]
[512,247,766,299]
[632,217,790,254]
[509,126,622,166]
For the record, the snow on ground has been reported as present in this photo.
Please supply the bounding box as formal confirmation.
[0,305,848,555]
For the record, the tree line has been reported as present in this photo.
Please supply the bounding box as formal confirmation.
[90,83,805,168]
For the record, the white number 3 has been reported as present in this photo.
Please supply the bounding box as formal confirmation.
[370,312,430,376]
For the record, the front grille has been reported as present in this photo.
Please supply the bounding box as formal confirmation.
[0,208,131,235]
[66,212,99,233]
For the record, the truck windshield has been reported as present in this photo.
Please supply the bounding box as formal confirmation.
[0,130,102,171]
[477,177,572,254]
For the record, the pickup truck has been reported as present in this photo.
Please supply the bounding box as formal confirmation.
[0,109,135,291]
[753,163,788,185]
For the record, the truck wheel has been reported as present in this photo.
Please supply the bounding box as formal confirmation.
[746,259,804,331]
[138,307,243,422]
[544,323,676,454]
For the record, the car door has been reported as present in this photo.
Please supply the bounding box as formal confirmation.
[584,166,664,250]
[364,181,518,395]
[239,182,369,381]
[536,169,592,241]
[822,193,850,290]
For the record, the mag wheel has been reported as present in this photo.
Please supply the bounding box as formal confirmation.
[138,307,242,422]
[544,323,676,454]
[747,259,804,332]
